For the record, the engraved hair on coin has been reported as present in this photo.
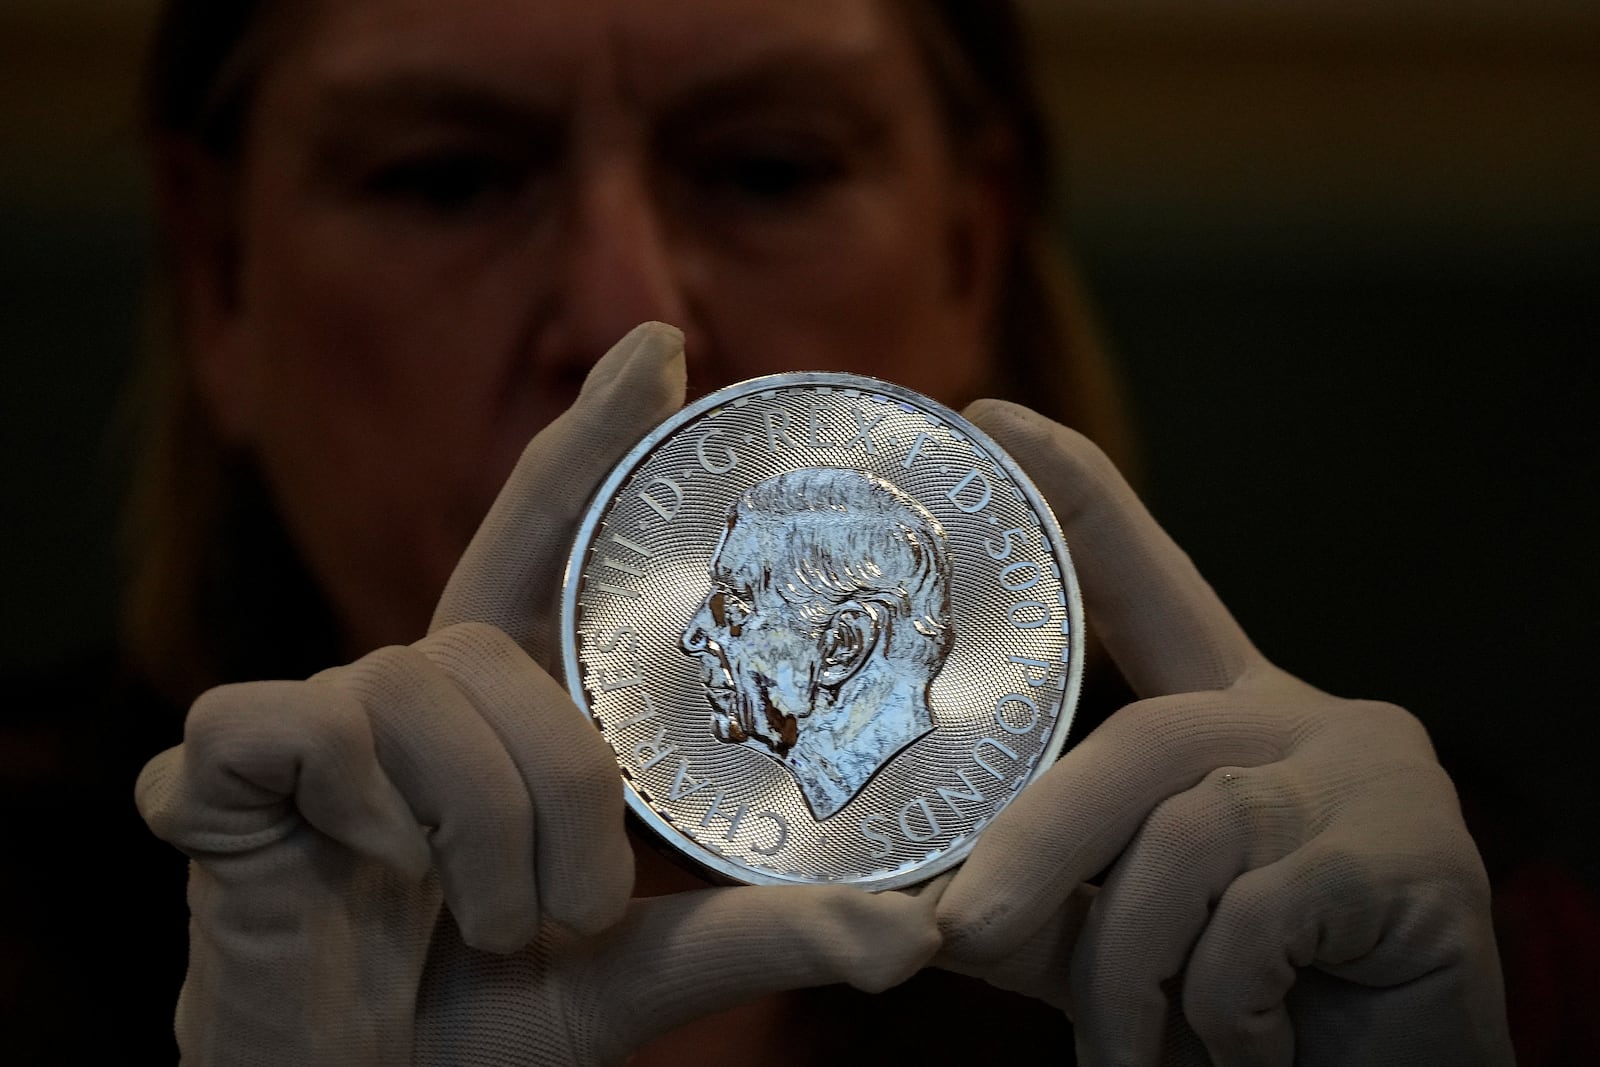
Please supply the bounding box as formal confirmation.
[680,467,954,820]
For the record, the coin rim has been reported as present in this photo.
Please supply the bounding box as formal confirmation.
[560,370,1085,891]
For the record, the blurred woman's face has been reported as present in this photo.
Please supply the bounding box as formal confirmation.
[180,0,1009,651]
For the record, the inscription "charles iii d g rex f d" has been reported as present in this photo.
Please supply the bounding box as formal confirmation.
[623,399,1002,534]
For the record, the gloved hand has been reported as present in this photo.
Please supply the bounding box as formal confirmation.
[934,400,1513,1066]
[136,322,941,1066]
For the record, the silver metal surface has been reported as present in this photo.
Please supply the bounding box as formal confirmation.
[561,373,1083,890]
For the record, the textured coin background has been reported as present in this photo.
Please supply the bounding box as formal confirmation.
[561,373,1083,890]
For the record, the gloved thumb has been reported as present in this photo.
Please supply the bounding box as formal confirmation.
[578,883,944,1063]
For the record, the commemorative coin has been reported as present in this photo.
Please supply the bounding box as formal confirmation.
[560,373,1083,890]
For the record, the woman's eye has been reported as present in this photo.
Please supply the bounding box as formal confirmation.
[362,151,526,216]
[690,142,846,209]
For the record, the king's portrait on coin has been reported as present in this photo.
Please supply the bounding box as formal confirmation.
[680,468,955,820]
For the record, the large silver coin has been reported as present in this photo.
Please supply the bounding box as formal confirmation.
[561,373,1083,890]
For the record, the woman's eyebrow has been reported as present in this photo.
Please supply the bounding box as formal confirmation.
[309,72,562,137]
[298,73,563,181]
[655,56,891,134]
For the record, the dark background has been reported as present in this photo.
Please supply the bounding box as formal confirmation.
[3,0,1596,1033]
[1026,4,1599,889]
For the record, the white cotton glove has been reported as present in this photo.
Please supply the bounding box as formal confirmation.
[934,400,1514,1067]
[136,322,941,1066]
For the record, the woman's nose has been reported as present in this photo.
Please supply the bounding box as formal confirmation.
[560,163,694,362]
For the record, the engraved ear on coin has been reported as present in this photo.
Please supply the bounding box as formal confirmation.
[561,373,1083,891]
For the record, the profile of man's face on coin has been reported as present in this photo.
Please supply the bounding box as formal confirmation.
[681,468,955,819]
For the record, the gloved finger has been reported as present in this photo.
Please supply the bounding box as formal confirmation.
[431,321,687,666]
[136,680,430,879]
[1070,763,1307,1067]
[1182,847,1312,1067]
[417,622,634,936]
[933,881,1097,1014]
[582,885,943,1063]
[1182,823,1503,1067]
[939,690,1291,960]
[323,644,540,954]
[1276,966,1507,1067]
[963,399,1261,697]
